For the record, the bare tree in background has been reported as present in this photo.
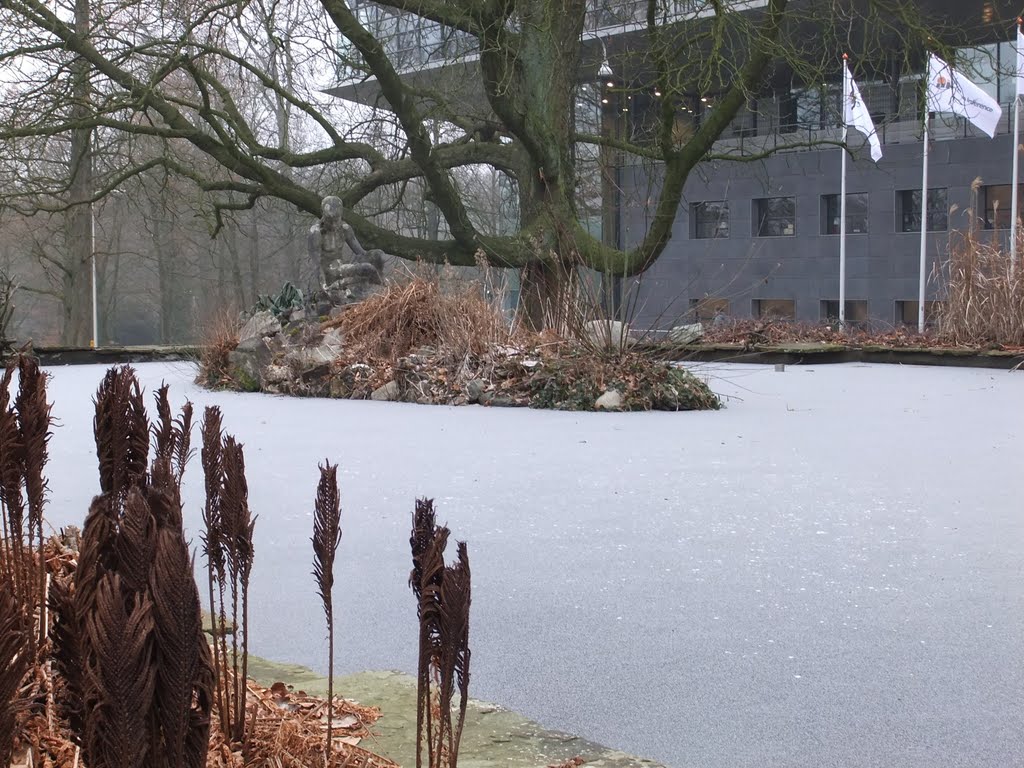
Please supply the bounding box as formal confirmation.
[0,0,987,328]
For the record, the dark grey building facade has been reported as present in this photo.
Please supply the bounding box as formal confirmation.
[626,119,1020,328]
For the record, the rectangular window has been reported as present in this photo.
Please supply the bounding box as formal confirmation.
[693,201,729,239]
[897,189,947,232]
[752,299,796,319]
[895,300,942,326]
[754,197,796,237]
[821,193,869,235]
[982,184,1023,229]
[820,300,869,325]
[690,297,729,323]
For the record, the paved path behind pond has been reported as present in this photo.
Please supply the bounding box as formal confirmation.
[41,362,1024,768]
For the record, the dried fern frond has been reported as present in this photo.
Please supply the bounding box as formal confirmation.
[312,461,342,626]
[115,488,156,596]
[15,356,51,538]
[439,542,471,766]
[13,355,53,649]
[76,495,118,628]
[312,460,343,758]
[200,407,225,579]
[149,525,211,768]
[409,499,473,768]
[410,498,449,768]
[94,366,150,498]
[0,389,25,544]
[219,435,256,745]
[184,638,214,768]
[0,393,25,599]
[49,574,86,745]
[0,589,29,767]
[83,573,156,768]
[151,384,176,467]
[173,401,194,483]
[409,498,439,602]
[199,407,229,733]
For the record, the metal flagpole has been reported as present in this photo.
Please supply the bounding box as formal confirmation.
[90,201,98,348]
[1011,18,1022,271]
[840,56,849,325]
[918,109,930,333]
[1012,96,1019,268]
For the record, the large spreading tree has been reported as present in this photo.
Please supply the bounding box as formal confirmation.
[0,0,995,328]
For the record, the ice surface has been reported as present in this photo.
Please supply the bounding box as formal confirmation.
[38,360,1024,768]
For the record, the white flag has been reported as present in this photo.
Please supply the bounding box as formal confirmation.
[843,61,882,162]
[927,53,1002,138]
[1016,27,1024,98]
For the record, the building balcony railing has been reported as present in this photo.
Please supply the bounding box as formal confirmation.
[703,102,1021,159]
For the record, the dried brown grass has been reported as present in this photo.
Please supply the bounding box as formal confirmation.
[198,308,243,387]
[935,227,1024,348]
[328,275,523,364]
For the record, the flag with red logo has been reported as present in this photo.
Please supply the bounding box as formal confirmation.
[927,53,1002,138]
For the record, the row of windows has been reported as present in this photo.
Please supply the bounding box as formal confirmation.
[691,185,1024,239]
[692,298,942,325]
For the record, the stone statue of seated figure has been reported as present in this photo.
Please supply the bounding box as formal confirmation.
[308,196,385,301]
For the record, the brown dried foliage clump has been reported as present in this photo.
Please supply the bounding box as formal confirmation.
[208,678,395,768]
[699,319,931,348]
[329,275,522,364]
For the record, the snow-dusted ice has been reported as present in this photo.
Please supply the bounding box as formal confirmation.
[39,361,1024,768]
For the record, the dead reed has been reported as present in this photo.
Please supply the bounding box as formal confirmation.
[935,225,1024,347]
[410,498,471,768]
[197,307,243,388]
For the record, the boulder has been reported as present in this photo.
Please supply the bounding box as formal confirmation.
[584,320,631,350]
[227,334,279,392]
[263,364,292,385]
[371,380,401,401]
[668,323,704,345]
[465,379,486,403]
[595,389,624,410]
[283,327,344,369]
[239,310,281,343]
[227,348,263,392]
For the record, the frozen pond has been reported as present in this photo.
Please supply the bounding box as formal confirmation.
[38,361,1024,768]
